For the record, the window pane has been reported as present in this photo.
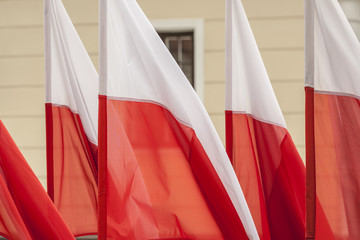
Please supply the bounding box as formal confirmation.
[182,64,194,86]
[181,38,193,63]
[166,37,179,61]
[158,32,194,87]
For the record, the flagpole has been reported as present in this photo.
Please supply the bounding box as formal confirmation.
[305,87,315,240]
[44,0,55,202]
[98,0,108,239]
[225,0,233,164]
[305,0,316,238]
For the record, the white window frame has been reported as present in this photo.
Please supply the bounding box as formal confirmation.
[151,19,205,101]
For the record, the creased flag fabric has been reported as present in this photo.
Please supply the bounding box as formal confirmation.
[98,0,259,239]
[305,0,360,239]
[225,0,306,239]
[44,0,98,236]
[0,120,75,240]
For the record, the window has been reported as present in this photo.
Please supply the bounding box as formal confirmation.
[152,19,204,101]
[159,32,194,86]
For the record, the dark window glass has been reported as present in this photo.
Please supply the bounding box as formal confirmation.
[158,32,194,87]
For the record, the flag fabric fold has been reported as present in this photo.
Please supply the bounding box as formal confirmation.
[98,0,259,239]
[225,0,306,239]
[44,0,98,236]
[305,0,360,238]
[0,120,75,240]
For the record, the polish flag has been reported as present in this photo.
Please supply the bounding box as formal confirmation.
[44,0,98,236]
[225,0,306,239]
[97,0,259,239]
[0,120,75,240]
[305,0,360,239]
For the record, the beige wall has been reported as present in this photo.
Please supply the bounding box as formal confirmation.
[0,0,307,188]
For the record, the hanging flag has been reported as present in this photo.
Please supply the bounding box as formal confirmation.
[225,0,306,239]
[305,0,360,239]
[98,0,259,239]
[0,120,75,240]
[44,0,98,236]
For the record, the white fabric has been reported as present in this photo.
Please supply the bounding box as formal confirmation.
[225,0,286,128]
[44,0,98,144]
[305,0,360,98]
[99,0,259,239]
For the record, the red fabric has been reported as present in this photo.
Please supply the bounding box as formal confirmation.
[0,174,32,240]
[0,120,75,240]
[310,91,360,239]
[98,96,248,240]
[45,103,98,236]
[226,111,305,240]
